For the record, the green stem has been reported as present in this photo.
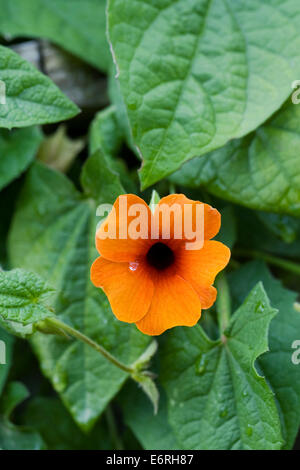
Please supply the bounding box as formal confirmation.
[215,272,231,333]
[234,249,300,276]
[169,183,176,194]
[45,317,134,374]
[105,405,124,451]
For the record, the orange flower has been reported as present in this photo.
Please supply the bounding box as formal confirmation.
[90,194,230,336]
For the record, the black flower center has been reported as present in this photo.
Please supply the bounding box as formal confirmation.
[146,242,175,270]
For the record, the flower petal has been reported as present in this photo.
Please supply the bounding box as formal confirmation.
[90,257,154,322]
[135,274,201,335]
[176,240,231,308]
[96,194,152,262]
[155,194,221,246]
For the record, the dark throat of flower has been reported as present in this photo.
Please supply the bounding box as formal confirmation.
[146,242,175,271]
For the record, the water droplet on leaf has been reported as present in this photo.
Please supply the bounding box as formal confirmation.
[246,424,253,437]
[195,354,207,375]
[127,92,142,110]
[255,302,265,313]
[219,406,228,418]
[53,369,68,392]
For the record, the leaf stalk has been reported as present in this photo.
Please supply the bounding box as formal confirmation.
[45,317,134,373]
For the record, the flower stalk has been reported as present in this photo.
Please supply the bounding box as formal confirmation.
[44,316,134,374]
[40,317,159,413]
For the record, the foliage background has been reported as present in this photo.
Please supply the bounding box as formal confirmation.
[0,0,300,450]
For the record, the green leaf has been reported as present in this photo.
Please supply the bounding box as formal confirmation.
[21,396,113,450]
[81,149,125,205]
[0,0,110,72]
[120,381,180,450]
[255,212,300,245]
[108,71,137,154]
[0,317,35,339]
[89,106,138,194]
[8,162,150,431]
[0,382,45,450]
[0,127,42,191]
[214,206,237,250]
[172,99,300,216]
[131,373,159,416]
[0,381,28,417]
[0,45,79,128]
[108,0,300,188]
[131,340,159,414]
[89,106,124,158]
[0,268,55,329]
[161,284,283,450]
[229,261,300,449]
[235,207,300,259]
[149,190,160,214]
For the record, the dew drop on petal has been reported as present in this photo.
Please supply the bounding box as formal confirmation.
[129,261,139,272]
